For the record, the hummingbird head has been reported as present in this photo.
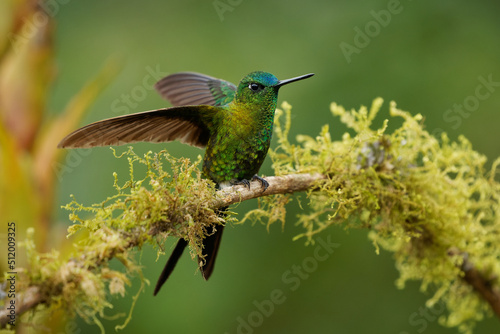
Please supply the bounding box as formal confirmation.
[235,71,314,110]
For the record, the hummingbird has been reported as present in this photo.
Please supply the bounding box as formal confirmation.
[58,70,314,295]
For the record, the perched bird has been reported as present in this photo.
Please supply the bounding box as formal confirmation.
[58,70,314,295]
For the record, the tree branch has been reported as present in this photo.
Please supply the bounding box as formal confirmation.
[449,249,500,317]
[214,173,327,207]
[0,286,42,327]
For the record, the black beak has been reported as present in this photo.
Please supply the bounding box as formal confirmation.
[276,73,314,88]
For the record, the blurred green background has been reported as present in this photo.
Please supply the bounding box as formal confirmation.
[46,0,500,333]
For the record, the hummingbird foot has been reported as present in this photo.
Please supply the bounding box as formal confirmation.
[232,178,251,189]
[251,174,269,192]
[231,175,268,192]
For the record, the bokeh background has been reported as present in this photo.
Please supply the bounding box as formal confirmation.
[3,0,500,333]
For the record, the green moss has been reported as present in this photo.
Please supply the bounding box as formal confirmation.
[17,148,229,330]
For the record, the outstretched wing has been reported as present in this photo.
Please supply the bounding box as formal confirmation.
[57,105,218,149]
[154,72,236,107]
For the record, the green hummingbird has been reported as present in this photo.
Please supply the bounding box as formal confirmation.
[58,70,314,295]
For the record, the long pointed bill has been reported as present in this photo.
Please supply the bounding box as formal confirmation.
[276,73,314,88]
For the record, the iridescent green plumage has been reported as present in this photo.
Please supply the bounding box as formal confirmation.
[202,72,281,185]
[58,70,314,295]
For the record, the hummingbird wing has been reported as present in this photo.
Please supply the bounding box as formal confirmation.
[154,72,236,107]
[57,105,218,149]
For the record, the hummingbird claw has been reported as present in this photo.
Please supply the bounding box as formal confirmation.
[232,175,268,192]
[233,178,251,189]
[251,175,269,192]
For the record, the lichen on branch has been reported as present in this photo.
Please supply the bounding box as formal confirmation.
[263,100,500,333]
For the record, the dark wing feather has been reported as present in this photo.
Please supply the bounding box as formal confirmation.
[154,72,236,107]
[57,105,217,149]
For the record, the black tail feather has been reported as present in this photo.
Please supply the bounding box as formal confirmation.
[199,206,227,280]
[153,206,228,295]
[153,238,188,296]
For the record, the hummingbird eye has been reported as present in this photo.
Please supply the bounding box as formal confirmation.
[249,83,264,92]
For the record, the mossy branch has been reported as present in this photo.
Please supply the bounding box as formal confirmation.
[448,248,500,317]
[1,170,499,329]
[1,100,499,334]
[0,172,325,329]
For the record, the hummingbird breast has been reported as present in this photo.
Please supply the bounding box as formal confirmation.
[202,106,274,185]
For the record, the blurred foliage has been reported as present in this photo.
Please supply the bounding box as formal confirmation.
[0,0,117,332]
